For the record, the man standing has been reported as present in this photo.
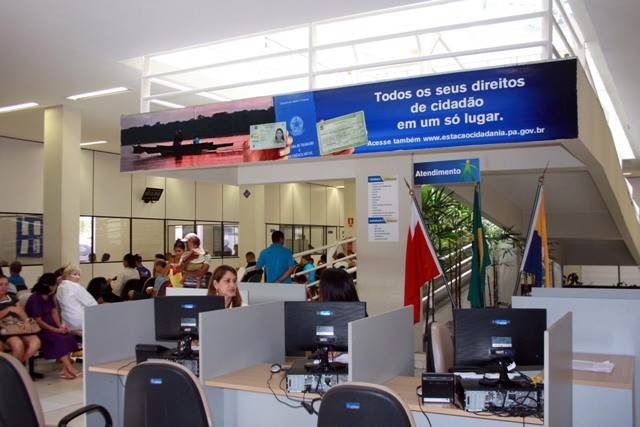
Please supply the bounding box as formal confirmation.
[256,231,296,283]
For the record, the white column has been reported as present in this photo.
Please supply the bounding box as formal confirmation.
[43,105,81,271]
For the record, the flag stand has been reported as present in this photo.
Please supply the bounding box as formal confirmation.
[512,166,548,296]
[404,178,457,312]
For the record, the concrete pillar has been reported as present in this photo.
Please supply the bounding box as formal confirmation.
[43,105,81,271]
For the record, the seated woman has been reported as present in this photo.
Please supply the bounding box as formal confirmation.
[106,253,140,299]
[25,273,82,379]
[318,268,361,302]
[56,264,98,336]
[0,275,41,363]
[207,265,244,308]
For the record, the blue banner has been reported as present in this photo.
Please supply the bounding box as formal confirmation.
[121,59,578,172]
[414,159,481,185]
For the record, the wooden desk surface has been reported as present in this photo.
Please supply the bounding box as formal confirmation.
[205,364,543,425]
[88,358,137,375]
[573,352,635,389]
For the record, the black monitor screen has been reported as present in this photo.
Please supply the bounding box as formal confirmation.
[454,308,546,369]
[285,301,367,353]
[154,296,225,341]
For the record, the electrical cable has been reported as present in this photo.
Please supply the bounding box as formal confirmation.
[267,371,304,409]
[116,360,137,388]
[415,386,434,427]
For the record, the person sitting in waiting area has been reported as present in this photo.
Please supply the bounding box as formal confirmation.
[134,254,151,280]
[106,253,140,298]
[0,274,41,363]
[56,264,98,337]
[240,251,262,282]
[130,260,168,299]
[86,277,107,303]
[207,265,244,308]
[8,261,27,292]
[25,273,82,380]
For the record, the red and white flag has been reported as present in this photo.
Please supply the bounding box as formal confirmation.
[404,200,443,323]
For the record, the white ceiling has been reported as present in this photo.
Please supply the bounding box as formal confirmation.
[0,0,638,266]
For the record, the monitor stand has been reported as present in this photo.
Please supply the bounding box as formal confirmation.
[479,358,521,388]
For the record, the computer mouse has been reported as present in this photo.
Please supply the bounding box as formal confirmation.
[270,364,282,373]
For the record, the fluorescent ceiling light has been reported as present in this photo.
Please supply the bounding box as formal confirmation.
[66,87,130,100]
[150,99,186,109]
[80,140,108,146]
[0,102,39,113]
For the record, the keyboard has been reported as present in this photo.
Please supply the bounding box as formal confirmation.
[572,359,615,373]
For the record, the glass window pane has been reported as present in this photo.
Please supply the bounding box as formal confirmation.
[94,218,130,263]
[223,223,239,257]
[132,219,164,260]
[79,216,93,263]
[0,214,44,267]
[166,221,195,252]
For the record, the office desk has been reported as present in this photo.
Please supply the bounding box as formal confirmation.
[205,364,543,426]
[572,353,635,427]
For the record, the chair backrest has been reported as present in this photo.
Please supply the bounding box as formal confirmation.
[0,352,45,427]
[426,321,454,373]
[317,382,415,427]
[123,361,213,427]
[246,270,263,282]
[155,280,169,297]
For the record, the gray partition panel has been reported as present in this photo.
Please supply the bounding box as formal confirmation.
[239,282,306,304]
[349,306,414,384]
[514,295,640,425]
[199,302,285,380]
[545,312,573,427]
[84,299,157,366]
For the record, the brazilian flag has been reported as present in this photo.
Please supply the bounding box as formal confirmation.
[468,182,491,308]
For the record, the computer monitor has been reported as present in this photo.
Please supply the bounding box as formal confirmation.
[154,295,225,341]
[454,308,546,383]
[285,301,367,369]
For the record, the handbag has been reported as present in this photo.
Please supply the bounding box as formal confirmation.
[0,316,41,336]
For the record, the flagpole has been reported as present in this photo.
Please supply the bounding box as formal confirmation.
[404,178,458,310]
[512,167,547,297]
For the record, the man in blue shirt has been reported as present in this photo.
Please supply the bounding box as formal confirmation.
[256,231,297,283]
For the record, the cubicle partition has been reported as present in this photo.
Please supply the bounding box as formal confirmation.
[544,313,573,427]
[84,300,157,427]
[199,302,285,380]
[349,306,414,384]
[514,291,637,426]
[239,282,306,304]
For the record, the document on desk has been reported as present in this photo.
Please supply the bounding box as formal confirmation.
[317,111,368,155]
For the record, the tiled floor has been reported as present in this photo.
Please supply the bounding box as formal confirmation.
[32,358,85,427]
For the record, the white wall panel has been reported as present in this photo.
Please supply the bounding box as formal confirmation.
[165,178,195,219]
[0,137,43,213]
[222,184,239,221]
[292,183,311,224]
[93,152,131,217]
[196,181,222,221]
[310,185,327,225]
[131,175,166,219]
[264,185,280,223]
[80,150,94,215]
[279,184,294,224]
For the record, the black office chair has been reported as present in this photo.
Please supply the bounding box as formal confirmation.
[120,279,143,300]
[0,352,111,427]
[155,279,169,297]
[122,361,213,427]
[317,382,415,427]
[246,270,263,282]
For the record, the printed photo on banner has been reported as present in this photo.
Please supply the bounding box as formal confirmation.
[249,122,288,151]
[316,111,368,155]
